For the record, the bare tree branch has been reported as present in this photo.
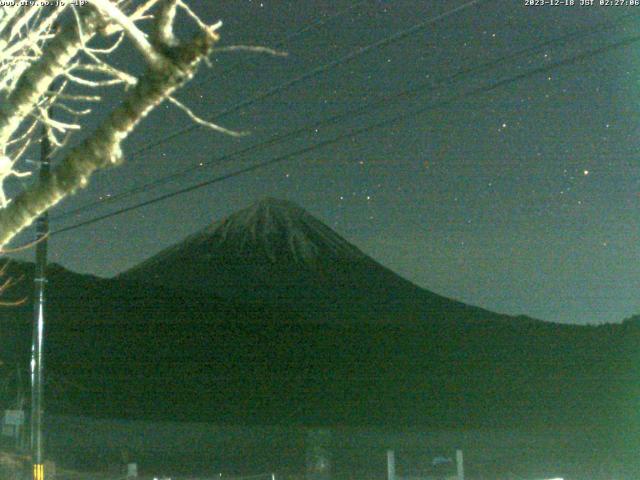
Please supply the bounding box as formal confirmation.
[0,7,103,150]
[88,0,164,67]
[0,20,221,247]
[168,96,245,137]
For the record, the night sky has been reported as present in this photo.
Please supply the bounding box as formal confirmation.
[7,0,640,325]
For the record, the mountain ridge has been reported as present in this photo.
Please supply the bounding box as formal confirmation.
[0,211,634,443]
[120,197,535,325]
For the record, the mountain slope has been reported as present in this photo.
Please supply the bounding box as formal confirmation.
[2,199,629,437]
[0,248,633,442]
[121,198,518,324]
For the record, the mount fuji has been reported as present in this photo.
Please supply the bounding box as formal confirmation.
[0,199,631,433]
[121,197,518,324]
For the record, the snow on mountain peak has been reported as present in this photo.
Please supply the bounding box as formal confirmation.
[211,197,365,264]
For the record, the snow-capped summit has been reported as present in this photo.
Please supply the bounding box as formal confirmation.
[128,197,366,269]
[121,197,497,323]
[211,197,366,265]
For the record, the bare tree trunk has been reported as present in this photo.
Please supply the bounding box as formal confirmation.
[0,8,103,150]
[0,27,219,248]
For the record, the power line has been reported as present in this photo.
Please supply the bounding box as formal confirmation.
[127,0,487,159]
[189,0,369,90]
[276,1,368,45]
[52,33,640,235]
[49,33,640,237]
[50,11,636,223]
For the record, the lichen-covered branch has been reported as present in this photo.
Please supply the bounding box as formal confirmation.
[0,24,220,247]
[88,0,165,67]
[0,7,103,150]
[0,1,161,154]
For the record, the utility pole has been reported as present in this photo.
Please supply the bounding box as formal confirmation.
[386,450,396,480]
[16,363,25,450]
[455,449,464,480]
[30,118,51,480]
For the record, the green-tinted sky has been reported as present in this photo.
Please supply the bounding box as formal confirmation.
[8,0,640,324]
